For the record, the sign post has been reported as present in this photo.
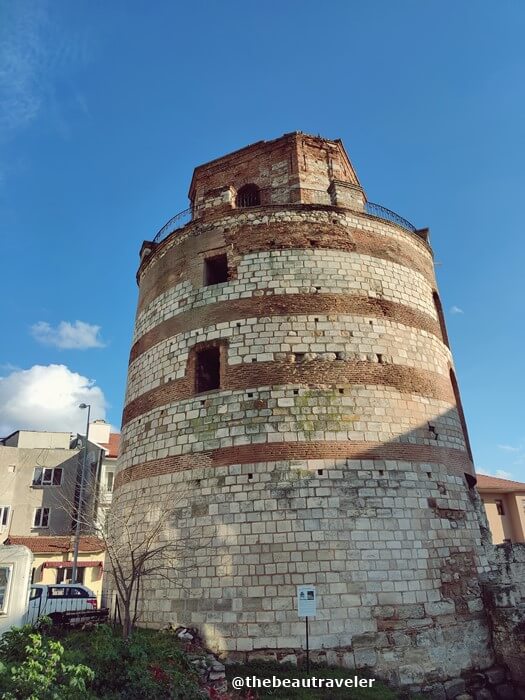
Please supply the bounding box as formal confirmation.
[297,585,316,675]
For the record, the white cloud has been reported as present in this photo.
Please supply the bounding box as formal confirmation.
[31,321,105,349]
[450,306,464,315]
[0,2,53,135]
[497,444,521,453]
[0,364,107,435]
[0,1,94,142]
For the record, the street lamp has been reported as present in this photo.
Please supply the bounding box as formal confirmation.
[71,403,91,583]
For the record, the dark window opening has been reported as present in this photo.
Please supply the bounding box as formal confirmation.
[34,507,50,528]
[496,500,505,516]
[237,184,260,208]
[464,473,477,489]
[204,254,228,286]
[317,469,324,476]
[195,347,221,393]
[248,473,253,481]
[450,368,474,462]
[433,291,450,348]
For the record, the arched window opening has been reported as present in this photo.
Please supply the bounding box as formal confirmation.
[237,184,261,208]
[433,291,450,348]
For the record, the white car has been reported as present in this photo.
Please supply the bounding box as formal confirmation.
[26,583,98,625]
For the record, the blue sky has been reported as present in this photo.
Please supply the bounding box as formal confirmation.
[1,1,524,480]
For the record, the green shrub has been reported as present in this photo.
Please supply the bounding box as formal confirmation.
[0,630,94,700]
[0,618,51,663]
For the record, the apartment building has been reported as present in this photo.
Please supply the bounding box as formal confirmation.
[0,427,117,590]
[87,420,121,528]
[477,474,525,544]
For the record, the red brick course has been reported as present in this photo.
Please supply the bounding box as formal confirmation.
[137,218,435,314]
[130,293,442,364]
[121,360,455,427]
[114,441,474,490]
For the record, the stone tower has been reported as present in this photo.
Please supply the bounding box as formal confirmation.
[114,133,494,687]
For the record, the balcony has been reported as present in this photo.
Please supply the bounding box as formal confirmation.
[151,200,418,246]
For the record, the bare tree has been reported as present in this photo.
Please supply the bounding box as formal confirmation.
[56,483,201,639]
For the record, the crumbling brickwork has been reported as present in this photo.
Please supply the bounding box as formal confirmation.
[482,544,525,686]
[113,133,497,689]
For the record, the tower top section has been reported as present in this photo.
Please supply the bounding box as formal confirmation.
[188,132,366,216]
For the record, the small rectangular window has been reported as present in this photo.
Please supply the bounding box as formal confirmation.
[496,500,505,516]
[33,507,50,528]
[195,347,221,393]
[0,506,9,527]
[204,254,228,286]
[0,566,12,612]
[33,467,62,487]
[106,472,114,492]
[56,568,84,584]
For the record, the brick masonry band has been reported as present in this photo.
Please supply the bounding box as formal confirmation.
[130,294,444,364]
[121,360,456,427]
[137,216,435,313]
[114,441,474,490]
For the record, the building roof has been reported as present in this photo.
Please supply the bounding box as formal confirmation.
[477,474,525,493]
[4,536,105,554]
[99,433,120,458]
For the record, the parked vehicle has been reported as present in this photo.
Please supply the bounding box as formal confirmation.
[0,545,33,636]
[26,583,102,626]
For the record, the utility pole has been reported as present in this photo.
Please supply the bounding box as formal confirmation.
[71,403,91,583]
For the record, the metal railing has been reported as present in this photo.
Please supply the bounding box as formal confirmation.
[364,201,416,233]
[150,197,417,245]
[153,207,193,244]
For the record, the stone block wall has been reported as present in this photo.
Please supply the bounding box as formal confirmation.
[113,134,497,689]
